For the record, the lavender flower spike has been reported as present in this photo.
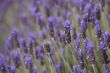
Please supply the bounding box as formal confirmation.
[8,65,16,73]
[77,48,84,69]
[64,20,71,44]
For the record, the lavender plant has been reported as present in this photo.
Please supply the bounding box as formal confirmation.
[0,0,110,73]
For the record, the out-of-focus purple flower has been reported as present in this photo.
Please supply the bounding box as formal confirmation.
[55,62,62,73]
[28,34,38,56]
[12,50,21,68]
[64,20,71,43]
[103,32,110,48]
[84,3,91,13]
[72,65,78,73]
[10,28,20,48]
[103,64,110,73]
[42,69,47,73]
[36,12,46,29]
[38,29,47,39]
[43,3,51,17]
[32,67,38,73]
[77,48,84,69]
[20,38,28,53]
[39,53,45,65]
[43,41,51,53]
[94,4,101,20]
[60,32,66,46]
[99,41,109,64]
[80,20,87,38]
[80,0,87,11]
[95,20,102,39]
[24,56,33,71]
[48,16,55,38]
[0,54,7,73]
[8,65,16,73]
[72,65,83,73]
[63,10,72,20]
[76,35,81,49]
[85,37,95,64]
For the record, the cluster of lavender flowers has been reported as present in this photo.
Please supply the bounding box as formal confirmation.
[0,0,110,73]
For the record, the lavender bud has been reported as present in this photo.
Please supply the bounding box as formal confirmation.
[43,41,51,53]
[60,32,66,46]
[42,69,47,73]
[99,41,109,64]
[64,20,71,44]
[81,0,87,11]
[39,53,45,65]
[80,20,87,38]
[12,51,21,68]
[20,38,28,53]
[103,32,110,48]
[103,64,110,73]
[94,4,101,20]
[32,67,38,73]
[76,36,81,49]
[29,34,37,56]
[11,28,20,48]
[24,56,33,71]
[85,37,95,64]
[84,3,91,13]
[55,63,62,73]
[36,12,46,29]
[77,48,84,69]
[0,54,7,73]
[8,65,16,73]
[95,20,102,39]
[48,16,55,38]
[72,65,78,73]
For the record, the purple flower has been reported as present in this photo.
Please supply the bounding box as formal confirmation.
[80,20,87,38]
[80,0,87,11]
[20,38,28,53]
[10,28,20,48]
[99,41,109,64]
[39,53,45,65]
[64,20,71,43]
[28,34,38,56]
[8,65,16,73]
[42,69,47,73]
[48,16,55,37]
[60,32,66,46]
[24,56,33,70]
[103,64,110,73]
[55,63,61,73]
[95,20,102,39]
[103,32,110,48]
[77,48,84,69]
[43,41,51,53]
[84,3,91,13]
[12,51,21,68]
[0,54,7,73]
[76,36,81,49]
[32,67,38,73]
[85,37,95,64]
[36,12,46,29]
[94,4,101,20]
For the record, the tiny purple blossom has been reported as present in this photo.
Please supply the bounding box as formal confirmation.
[8,65,16,73]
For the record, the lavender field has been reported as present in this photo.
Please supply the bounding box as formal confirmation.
[0,0,110,73]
